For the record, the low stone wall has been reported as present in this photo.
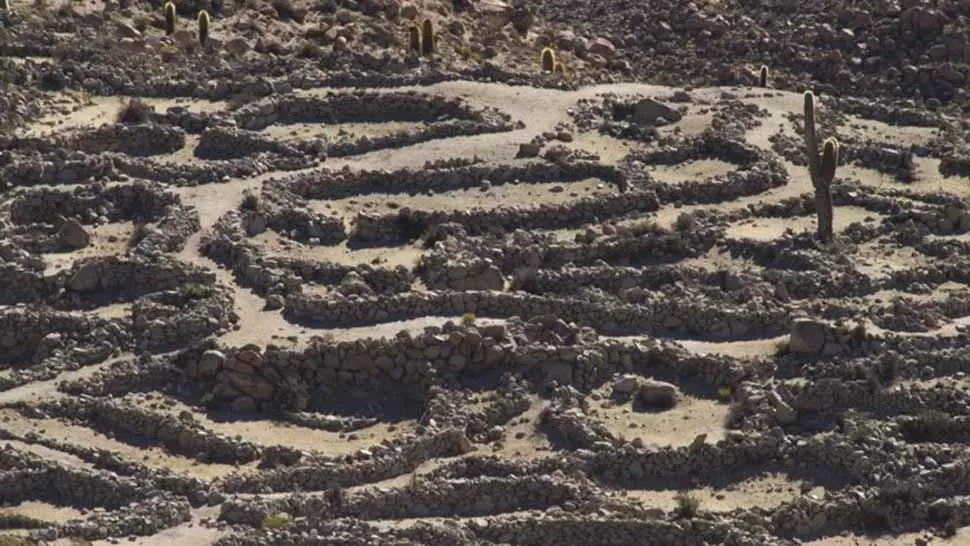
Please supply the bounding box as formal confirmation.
[220,474,597,524]
[283,288,789,339]
[194,126,326,161]
[10,181,179,225]
[132,284,235,352]
[273,160,624,200]
[233,91,507,130]
[185,322,767,414]
[1,152,117,187]
[56,255,215,299]
[350,190,661,242]
[0,307,130,364]
[133,204,201,256]
[74,123,186,156]
[39,396,262,465]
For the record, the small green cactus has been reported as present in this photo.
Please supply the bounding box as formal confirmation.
[759,65,768,88]
[408,25,421,54]
[803,90,838,244]
[164,1,176,36]
[540,47,556,72]
[420,18,434,56]
[197,9,209,48]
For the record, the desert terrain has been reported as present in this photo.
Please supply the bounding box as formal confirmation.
[3,0,970,545]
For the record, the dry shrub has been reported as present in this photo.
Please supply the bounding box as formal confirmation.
[116,98,154,124]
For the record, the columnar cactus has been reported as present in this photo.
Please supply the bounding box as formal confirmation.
[164,1,176,35]
[553,61,566,77]
[804,90,839,244]
[421,18,434,56]
[1,0,8,11]
[540,47,556,73]
[409,25,421,54]
[759,65,768,88]
[198,9,209,48]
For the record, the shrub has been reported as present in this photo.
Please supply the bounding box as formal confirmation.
[116,98,153,124]
[261,512,293,529]
[673,492,700,519]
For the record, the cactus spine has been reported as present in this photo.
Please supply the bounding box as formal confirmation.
[420,18,434,56]
[197,9,209,48]
[804,91,838,244]
[408,25,421,54]
[540,47,556,72]
[164,2,176,36]
[759,65,768,88]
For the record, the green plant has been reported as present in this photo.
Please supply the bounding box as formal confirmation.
[261,512,293,529]
[759,65,768,87]
[408,25,421,54]
[420,18,434,56]
[803,91,839,244]
[673,492,700,519]
[540,47,555,72]
[553,61,566,77]
[164,1,176,35]
[461,312,476,325]
[197,9,210,47]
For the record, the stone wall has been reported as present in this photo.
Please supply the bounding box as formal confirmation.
[274,160,624,200]
[194,126,326,161]
[10,181,179,225]
[350,190,661,242]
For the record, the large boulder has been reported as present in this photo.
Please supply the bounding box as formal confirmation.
[637,379,680,409]
[58,218,91,250]
[632,98,682,126]
[789,318,829,356]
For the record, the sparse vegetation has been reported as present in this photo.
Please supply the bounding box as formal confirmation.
[261,512,293,529]
[759,65,768,87]
[803,90,839,244]
[540,47,556,72]
[461,311,476,325]
[197,9,210,47]
[116,98,153,124]
[421,18,434,56]
[409,25,422,55]
[164,1,176,35]
[673,492,700,519]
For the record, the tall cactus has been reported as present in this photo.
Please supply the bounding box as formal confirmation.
[804,91,839,244]
[1,0,8,11]
[198,9,210,48]
[759,65,768,88]
[540,47,556,73]
[164,1,176,36]
[421,18,434,56]
[408,25,421,54]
